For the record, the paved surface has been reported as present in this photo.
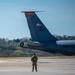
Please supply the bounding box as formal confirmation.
[0,57,75,75]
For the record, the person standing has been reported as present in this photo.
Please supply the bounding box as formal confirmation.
[31,53,38,72]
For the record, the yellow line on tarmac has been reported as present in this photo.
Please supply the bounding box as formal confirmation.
[0,63,66,67]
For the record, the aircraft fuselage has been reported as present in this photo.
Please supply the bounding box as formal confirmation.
[26,40,75,55]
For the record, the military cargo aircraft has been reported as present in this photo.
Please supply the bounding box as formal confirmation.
[20,11,75,55]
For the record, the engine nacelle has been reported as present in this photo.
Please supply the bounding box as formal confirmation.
[27,41,45,48]
[20,42,24,47]
[27,41,44,46]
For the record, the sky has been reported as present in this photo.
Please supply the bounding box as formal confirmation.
[0,0,75,40]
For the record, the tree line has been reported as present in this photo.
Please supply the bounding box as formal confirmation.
[0,35,75,57]
[0,38,51,57]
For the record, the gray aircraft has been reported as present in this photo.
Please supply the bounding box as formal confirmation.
[20,11,75,55]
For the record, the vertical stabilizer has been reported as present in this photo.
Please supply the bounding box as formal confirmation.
[22,11,58,42]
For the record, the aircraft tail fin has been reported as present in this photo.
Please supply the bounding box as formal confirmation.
[22,11,58,42]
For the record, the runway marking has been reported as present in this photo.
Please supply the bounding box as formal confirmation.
[0,63,67,67]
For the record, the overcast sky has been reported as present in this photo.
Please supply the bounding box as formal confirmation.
[0,0,75,39]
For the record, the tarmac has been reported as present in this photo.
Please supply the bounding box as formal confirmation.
[0,57,75,75]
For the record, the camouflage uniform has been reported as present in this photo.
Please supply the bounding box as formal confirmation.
[31,54,38,72]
